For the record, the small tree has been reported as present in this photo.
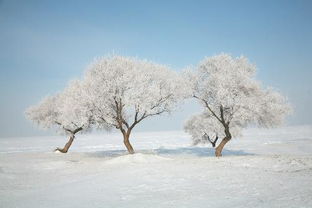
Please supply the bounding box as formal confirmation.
[84,55,183,154]
[25,80,93,153]
[185,112,224,147]
[184,53,291,157]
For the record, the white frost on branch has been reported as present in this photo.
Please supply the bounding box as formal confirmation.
[25,94,60,130]
[83,55,184,133]
[25,80,93,135]
[184,53,292,144]
[25,55,184,153]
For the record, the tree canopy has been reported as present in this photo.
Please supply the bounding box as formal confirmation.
[184,53,291,156]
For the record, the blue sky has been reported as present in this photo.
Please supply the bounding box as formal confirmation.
[0,0,311,137]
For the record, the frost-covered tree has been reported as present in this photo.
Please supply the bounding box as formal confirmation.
[84,55,183,154]
[185,112,224,147]
[25,80,93,153]
[184,53,291,157]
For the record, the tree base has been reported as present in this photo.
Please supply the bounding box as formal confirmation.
[54,134,75,154]
[214,137,231,157]
[54,148,69,153]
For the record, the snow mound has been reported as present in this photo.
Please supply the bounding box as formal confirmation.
[106,153,171,164]
[54,150,62,154]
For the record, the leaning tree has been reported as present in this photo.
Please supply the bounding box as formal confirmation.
[83,55,183,154]
[184,53,291,157]
[25,80,93,153]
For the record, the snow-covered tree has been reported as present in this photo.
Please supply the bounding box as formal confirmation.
[25,80,93,153]
[185,112,224,147]
[84,55,183,154]
[184,53,291,157]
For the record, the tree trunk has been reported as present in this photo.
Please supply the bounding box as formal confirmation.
[123,132,135,154]
[55,134,75,153]
[215,137,230,157]
[215,125,232,157]
[212,142,216,148]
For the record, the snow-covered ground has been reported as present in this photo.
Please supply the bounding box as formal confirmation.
[0,125,312,208]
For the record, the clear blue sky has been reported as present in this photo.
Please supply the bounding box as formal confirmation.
[0,0,311,137]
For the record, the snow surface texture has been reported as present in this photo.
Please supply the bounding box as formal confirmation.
[1,125,312,208]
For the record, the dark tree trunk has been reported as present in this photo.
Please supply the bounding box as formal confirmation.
[215,137,230,157]
[211,141,216,148]
[215,125,232,157]
[54,127,83,153]
[203,133,219,148]
[123,131,135,154]
[55,134,75,153]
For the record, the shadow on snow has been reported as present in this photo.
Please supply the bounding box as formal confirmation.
[85,146,254,158]
[155,146,254,157]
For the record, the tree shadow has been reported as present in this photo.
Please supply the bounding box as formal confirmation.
[85,149,127,158]
[154,146,254,157]
[85,146,254,158]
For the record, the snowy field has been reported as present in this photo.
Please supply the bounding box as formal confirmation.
[1,125,312,208]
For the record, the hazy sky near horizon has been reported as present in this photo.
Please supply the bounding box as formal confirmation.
[0,0,311,137]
